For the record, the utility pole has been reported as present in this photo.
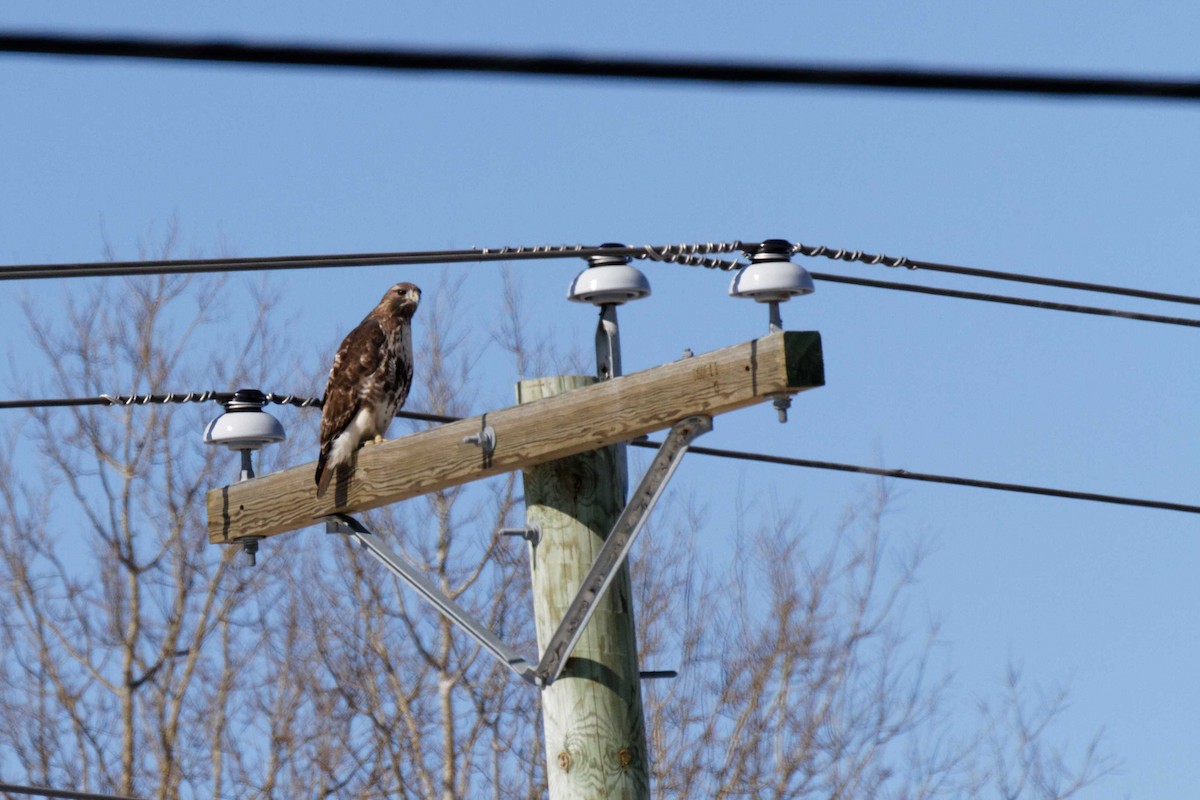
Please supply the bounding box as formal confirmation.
[515,252,655,798]
[203,242,822,800]
[518,374,649,799]
[204,330,824,798]
[202,243,824,799]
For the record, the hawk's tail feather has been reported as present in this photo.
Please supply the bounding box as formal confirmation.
[315,449,332,498]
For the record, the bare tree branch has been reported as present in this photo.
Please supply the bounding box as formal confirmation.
[0,241,1113,799]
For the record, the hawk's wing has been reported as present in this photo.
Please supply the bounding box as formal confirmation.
[315,318,388,492]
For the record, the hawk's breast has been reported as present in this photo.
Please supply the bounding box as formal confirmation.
[365,321,413,433]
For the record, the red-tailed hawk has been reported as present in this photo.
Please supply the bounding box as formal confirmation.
[315,282,421,498]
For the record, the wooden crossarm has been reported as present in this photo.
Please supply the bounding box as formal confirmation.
[206,330,823,544]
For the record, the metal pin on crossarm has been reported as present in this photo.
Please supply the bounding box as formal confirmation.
[568,243,651,382]
[729,239,816,422]
[202,388,285,565]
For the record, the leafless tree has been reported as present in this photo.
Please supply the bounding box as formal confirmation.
[0,259,1112,799]
[964,665,1114,800]
[0,266,296,798]
[632,484,1115,799]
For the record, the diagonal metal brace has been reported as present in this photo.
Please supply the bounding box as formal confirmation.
[325,512,539,685]
[534,414,712,685]
[321,414,709,689]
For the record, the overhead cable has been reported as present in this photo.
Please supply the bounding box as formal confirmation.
[0,392,307,410]
[0,244,650,281]
[790,241,1200,307]
[0,392,450,423]
[3,32,1200,103]
[808,272,1200,328]
[5,240,1199,329]
[4,237,1194,307]
[630,440,1200,516]
[3,394,1197,516]
[0,782,144,800]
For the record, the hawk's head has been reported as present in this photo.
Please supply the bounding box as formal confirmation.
[376,282,421,320]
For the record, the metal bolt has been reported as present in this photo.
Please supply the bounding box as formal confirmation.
[463,425,496,456]
[499,524,541,545]
[238,536,261,566]
[772,395,792,424]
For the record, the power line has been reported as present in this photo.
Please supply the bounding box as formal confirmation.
[3,394,1197,516]
[4,32,1200,103]
[0,244,638,281]
[0,392,291,410]
[808,272,1200,328]
[0,243,749,281]
[790,241,1200,307]
[0,782,144,800]
[630,440,1200,516]
[0,392,453,424]
[4,237,1195,308]
[6,240,1199,329]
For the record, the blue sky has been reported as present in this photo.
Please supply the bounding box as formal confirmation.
[3,3,1200,796]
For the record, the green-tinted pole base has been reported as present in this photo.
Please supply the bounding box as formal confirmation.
[517,375,650,800]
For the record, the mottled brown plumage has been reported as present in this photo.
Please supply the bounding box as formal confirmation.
[315,282,421,498]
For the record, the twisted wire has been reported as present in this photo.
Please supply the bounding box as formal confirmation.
[0,392,324,410]
[639,242,747,270]
[793,241,914,270]
[263,393,322,408]
[476,243,587,259]
[98,391,222,406]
